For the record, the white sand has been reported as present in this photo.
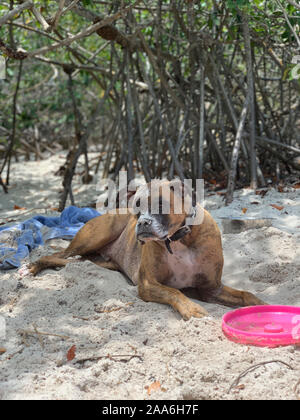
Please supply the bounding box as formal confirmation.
[0,153,299,400]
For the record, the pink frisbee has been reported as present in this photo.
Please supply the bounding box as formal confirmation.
[222,305,300,348]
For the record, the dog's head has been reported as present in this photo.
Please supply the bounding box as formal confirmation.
[131,179,195,243]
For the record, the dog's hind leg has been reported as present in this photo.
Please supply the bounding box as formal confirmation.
[29,211,130,276]
[29,253,120,276]
[93,260,120,271]
[29,252,71,276]
[84,254,120,271]
[58,212,131,257]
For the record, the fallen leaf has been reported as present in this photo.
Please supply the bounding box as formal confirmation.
[0,347,6,355]
[293,182,300,189]
[255,189,268,197]
[242,207,248,214]
[14,205,26,210]
[270,204,284,211]
[145,381,161,396]
[277,185,284,193]
[67,345,76,361]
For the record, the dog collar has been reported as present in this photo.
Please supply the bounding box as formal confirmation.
[164,207,196,255]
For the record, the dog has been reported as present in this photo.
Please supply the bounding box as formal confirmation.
[29,179,265,320]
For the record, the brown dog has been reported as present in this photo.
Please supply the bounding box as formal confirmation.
[29,179,265,320]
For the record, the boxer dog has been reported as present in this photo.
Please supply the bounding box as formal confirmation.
[29,179,265,320]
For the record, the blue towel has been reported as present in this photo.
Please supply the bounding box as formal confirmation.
[0,206,100,270]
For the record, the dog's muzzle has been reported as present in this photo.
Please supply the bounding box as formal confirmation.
[136,217,155,241]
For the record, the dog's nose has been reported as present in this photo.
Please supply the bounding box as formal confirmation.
[137,218,152,227]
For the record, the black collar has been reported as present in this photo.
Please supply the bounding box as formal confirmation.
[164,207,196,254]
[164,225,191,254]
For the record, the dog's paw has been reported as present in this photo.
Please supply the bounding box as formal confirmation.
[243,291,267,306]
[27,263,41,276]
[18,264,31,278]
[180,301,209,321]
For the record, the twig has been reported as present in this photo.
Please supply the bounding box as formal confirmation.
[94,302,134,313]
[241,10,257,190]
[32,323,44,348]
[228,360,294,394]
[130,56,151,182]
[27,0,143,57]
[75,353,143,365]
[294,378,300,400]
[198,64,205,179]
[275,0,300,49]
[125,50,134,182]
[255,135,300,155]
[137,49,185,180]
[0,176,8,193]
[61,0,82,15]
[19,328,70,342]
[51,0,66,29]
[225,94,250,205]
[58,67,121,211]
[31,7,50,32]
[0,60,23,184]
[0,0,33,26]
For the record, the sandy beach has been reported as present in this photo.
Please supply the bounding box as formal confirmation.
[0,153,299,400]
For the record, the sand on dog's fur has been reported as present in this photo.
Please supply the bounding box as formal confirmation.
[0,153,299,400]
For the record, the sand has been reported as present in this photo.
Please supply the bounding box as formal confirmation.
[0,153,299,400]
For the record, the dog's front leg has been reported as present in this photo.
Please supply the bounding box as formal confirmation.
[137,264,208,320]
[199,284,266,307]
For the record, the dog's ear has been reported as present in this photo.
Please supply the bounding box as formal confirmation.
[169,178,184,195]
[129,183,150,215]
[169,179,196,209]
[116,187,136,208]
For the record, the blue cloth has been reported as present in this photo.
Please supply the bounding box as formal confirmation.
[0,206,100,270]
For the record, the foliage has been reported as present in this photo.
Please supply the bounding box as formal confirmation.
[0,0,299,198]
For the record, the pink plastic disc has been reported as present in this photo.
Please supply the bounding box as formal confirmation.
[222,305,300,348]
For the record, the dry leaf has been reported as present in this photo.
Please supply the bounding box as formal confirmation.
[145,380,161,395]
[0,347,6,355]
[67,345,76,361]
[255,189,268,197]
[242,208,248,214]
[270,204,284,211]
[14,205,26,210]
[292,182,300,189]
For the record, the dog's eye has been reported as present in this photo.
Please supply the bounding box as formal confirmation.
[159,197,163,213]
[158,198,168,214]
